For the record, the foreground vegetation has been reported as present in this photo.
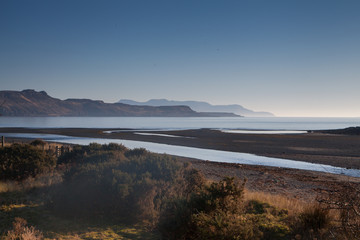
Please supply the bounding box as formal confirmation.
[0,141,359,239]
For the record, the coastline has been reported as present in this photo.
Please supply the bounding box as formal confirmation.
[1,127,360,201]
[1,127,360,169]
[178,157,360,202]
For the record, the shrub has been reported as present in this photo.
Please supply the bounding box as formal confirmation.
[159,177,292,240]
[159,177,250,239]
[319,183,360,239]
[3,217,43,240]
[124,147,148,157]
[57,143,127,165]
[337,184,360,240]
[49,148,193,226]
[0,144,56,181]
[292,204,331,240]
[246,200,271,214]
[299,205,330,232]
[29,139,46,148]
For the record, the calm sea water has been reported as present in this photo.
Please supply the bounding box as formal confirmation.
[0,117,359,130]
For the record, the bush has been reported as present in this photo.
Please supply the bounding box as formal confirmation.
[159,177,292,240]
[319,183,360,239]
[159,177,249,239]
[57,143,127,165]
[3,217,43,240]
[29,139,46,148]
[337,184,360,240]
[49,147,194,226]
[291,204,331,240]
[298,205,330,232]
[0,144,56,181]
[124,147,148,158]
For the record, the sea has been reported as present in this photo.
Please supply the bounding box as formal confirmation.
[0,116,359,130]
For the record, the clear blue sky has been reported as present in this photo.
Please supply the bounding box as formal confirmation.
[1,0,360,117]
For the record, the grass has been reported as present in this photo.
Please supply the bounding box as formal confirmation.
[44,224,158,240]
[0,172,63,194]
[244,189,308,216]
[0,181,19,193]
[0,177,160,240]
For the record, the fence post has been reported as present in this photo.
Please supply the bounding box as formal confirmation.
[55,146,59,157]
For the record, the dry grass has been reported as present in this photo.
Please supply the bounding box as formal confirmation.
[43,225,159,240]
[0,172,63,193]
[244,189,309,215]
[0,181,19,193]
[3,217,43,240]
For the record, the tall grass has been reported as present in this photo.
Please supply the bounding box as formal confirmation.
[244,189,308,216]
[0,172,63,193]
[0,182,18,193]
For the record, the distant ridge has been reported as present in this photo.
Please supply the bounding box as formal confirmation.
[0,90,239,117]
[315,127,360,135]
[119,99,274,117]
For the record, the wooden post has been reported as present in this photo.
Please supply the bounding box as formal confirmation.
[1,136,4,147]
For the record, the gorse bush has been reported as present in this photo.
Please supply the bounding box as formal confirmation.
[124,147,148,158]
[0,144,56,181]
[159,177,291,240]
[49,144,195,226]
[57,143,127,165]
[29,139,46,148]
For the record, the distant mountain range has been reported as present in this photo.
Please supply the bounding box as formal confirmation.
[118,99,274,117]
[0,90,239,117]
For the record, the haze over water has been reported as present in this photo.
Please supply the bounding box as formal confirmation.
[0,117,359,130]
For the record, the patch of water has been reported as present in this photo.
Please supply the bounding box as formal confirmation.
[134,132,194,138]
[221,130,307,134]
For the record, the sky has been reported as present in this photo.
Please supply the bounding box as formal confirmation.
[1,0,360,117]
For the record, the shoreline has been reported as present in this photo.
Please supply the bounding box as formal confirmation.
[1,127,360,169]
[1,127,360,201]
[179,157,360,201]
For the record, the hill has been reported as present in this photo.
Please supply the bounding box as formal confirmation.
[119,99,274,117]
[315,127,360,135]
[0,90,239,117]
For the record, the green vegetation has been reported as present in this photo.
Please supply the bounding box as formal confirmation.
[0,141,359,239]
[51,144,189,226]
[159,177,291,240]
[0,143,56,181]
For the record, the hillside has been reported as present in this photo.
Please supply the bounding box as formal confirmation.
[119,99,274,117]
[315,127,360,135]
[0,90,239,117]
